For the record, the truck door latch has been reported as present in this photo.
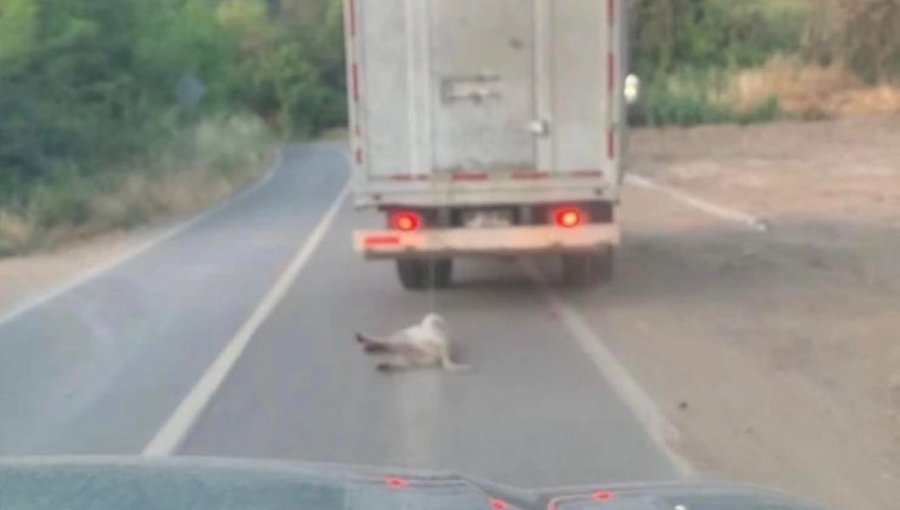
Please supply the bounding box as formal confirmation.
[528,119,550,136]
[441,70,502,104]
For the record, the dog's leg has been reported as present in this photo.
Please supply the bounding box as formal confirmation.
[355,332,375,344]
[377,356,412,373]
[356,333,392,354]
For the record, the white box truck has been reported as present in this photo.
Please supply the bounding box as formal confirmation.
[348,0,627,289]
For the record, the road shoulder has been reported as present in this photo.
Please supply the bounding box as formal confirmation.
[0,228,159,318]
[581,118,900,510]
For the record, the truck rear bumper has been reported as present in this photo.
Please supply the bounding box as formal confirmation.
[354,224,620,260]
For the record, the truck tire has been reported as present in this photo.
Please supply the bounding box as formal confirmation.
[562,249,614,287]
[562,254,592,286]
[396,259,453,290]
[594,248,614,285]
[397,260,424,289]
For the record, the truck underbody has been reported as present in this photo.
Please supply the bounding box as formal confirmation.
[354,200,620,289]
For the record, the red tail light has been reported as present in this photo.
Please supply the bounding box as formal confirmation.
[553,207,585,229]
[390,211,423,232]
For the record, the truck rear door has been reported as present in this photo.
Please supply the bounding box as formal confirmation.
[349,0,623,206]
[430,0,536,173]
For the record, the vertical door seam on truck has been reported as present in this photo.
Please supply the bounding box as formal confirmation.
[344,0,355,185]
[533,0,550,173]
[349,0,369,193]
[405,0,420,177]
[545,0,559,173]
[606,0,618,165]
[423,0,435,182]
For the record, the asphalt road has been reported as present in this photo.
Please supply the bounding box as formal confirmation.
[0,145,677,488]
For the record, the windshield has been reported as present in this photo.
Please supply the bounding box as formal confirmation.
[1,1,897,510]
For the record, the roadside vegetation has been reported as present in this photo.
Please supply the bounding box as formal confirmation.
[630,0,900,126]
[0,115,271,256]
[0,0,345,256]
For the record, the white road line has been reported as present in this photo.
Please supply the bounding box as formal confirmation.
[0,151,283,330]
[626,174,768,232]
[521,262,697,478]
[142,183,350,456]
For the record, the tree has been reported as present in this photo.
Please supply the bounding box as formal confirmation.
[0,0,347,207]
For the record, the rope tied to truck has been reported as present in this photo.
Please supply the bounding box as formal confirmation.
[427,251,439,316]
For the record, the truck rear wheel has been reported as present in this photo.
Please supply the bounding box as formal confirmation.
[396,259,453,290]
[562,249,614,287]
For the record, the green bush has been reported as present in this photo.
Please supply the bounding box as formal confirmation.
[630,0,809,77]
[639,90,781,127]
[27,172,96,229]
[1,114,271,254]
[634,68,782,127]
[628,0,805,126]
[0,0,346,209]
[644,91,729,126]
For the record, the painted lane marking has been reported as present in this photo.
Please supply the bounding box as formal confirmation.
[142,182,350,456]
[626,174,768,232]
[522,262,697,478]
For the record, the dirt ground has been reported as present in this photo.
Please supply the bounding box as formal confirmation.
[570,116,900,510]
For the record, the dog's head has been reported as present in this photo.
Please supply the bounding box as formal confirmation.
[422,313,447,332]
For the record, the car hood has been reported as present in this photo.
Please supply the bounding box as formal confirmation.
[0,457,826,510]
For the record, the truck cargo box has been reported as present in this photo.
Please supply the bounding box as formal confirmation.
[346,0,627,208]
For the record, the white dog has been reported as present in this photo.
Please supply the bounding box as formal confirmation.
[356,313,469,372]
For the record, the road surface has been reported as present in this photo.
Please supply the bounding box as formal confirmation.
[0,144,688,487]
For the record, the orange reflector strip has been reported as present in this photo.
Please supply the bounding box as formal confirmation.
[349,0,358,36]
[364,235,401,246]
[511,171,550,180]
[389,174,429,181]
[351,63,360,102]
[608,52,616,93]
[607,130,616,159]
[452,172,489,181]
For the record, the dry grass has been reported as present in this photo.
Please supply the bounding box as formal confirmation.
[317,126,350,141]
[75,159,262,235]
[729,57,900,118]
[0,211,34,254]
[0,114,272,257]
